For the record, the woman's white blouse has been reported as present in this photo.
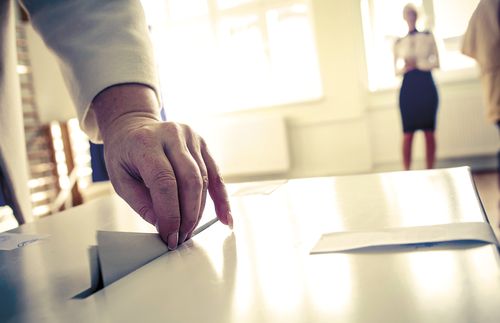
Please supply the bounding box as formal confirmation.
[394,31,440,75]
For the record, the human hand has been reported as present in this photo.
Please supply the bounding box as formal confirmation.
[91,84,233,250]
[404,57,417,72]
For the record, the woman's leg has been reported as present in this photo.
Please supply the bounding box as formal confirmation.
[495,122,500,224]
[424,130,436,169]
[403,132,414,170]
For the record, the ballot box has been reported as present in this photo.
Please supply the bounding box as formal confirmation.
[1,167,499,322]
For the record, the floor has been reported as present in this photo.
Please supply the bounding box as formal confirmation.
[472,171,500,239]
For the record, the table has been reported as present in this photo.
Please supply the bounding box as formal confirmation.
[1,167,499,322]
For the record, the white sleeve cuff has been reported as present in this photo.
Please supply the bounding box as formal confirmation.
[23,0,161,142]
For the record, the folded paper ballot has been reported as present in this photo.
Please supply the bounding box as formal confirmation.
[96,218,218,287]
[311,222,499,254]
[97,231,170,287]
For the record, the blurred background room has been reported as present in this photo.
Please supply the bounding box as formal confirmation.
[1,0,498,232]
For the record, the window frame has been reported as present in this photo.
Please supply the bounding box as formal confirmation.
[141,0,323,119]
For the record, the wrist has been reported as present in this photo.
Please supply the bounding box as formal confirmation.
[91,84,161,142]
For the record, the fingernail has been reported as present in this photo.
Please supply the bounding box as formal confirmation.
[228,213,234,230]
[179,232,188,244]
[167,232,179,250]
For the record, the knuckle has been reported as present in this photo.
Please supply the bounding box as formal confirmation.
[151,171,177,192]
[180,123,193,133]
[181,174,203,192]
[199,136,208,150]
[201,175,209,190]
[165,122,182,137]
[211,174,225,187]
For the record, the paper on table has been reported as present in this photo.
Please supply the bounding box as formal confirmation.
[231,180,287,196]
[311,222,499,254]
[0,232,49,251]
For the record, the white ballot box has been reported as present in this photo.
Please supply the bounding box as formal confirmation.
[1,167,499,323]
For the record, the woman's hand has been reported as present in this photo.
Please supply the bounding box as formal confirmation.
[91,84,233,250]
[404,58,417,72]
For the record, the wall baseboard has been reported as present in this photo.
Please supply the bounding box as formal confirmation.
[373,155,498,173]
[225,154,498,184]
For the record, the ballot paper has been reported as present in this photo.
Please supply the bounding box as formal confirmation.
[96,218,219,287]
[97,231,170,287]
[311,222,499,254]
[0,232,49,250]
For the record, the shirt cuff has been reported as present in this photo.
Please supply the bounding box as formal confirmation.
[25,0,161,142]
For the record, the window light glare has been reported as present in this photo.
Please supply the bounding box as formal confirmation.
[16,65,29,74]
[31,192,50,203]
[74,155,91,164]
[57,164,68,176]
[53,138,64,152]
[59,176,70,190]
[145,0,322,120]
[32,205,50,217]
[290,4,307,14]
[50,122,62,137]
[76,167,93,178]
[55,151,66,163]
[28,178,51,189]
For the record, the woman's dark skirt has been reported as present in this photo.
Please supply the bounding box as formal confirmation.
[399,69,439,133]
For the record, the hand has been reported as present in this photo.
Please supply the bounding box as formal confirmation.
[404,58,417,72]
[91,84,233,250]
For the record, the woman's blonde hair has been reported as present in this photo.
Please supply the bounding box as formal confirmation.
[403,3,418,18]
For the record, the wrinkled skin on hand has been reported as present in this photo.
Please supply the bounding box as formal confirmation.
[91,84,233,250]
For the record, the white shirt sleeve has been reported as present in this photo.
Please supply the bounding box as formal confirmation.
[417,33,440,71]
[393,38,405,76]
[20,0,160,142]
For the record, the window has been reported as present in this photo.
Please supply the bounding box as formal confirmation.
[141,0,322,121]
[361,0,480,91]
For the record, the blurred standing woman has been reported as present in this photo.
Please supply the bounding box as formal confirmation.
[394,4,440,170]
